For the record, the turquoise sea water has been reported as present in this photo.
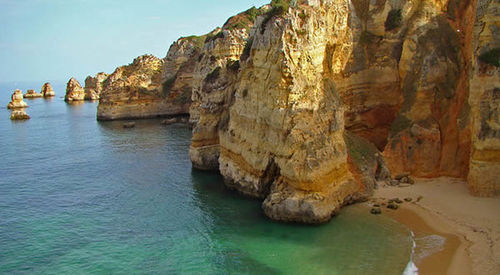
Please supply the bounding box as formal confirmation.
[0,82,413,274]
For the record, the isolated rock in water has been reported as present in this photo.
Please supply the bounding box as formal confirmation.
[84,72,109,100]
[7,90,28,109]
[65,77,85,102]
[24,89,43,98]
[161,118,178,125]
[41,83,55,97]
[10,110,30,120]
[123,122,136,128]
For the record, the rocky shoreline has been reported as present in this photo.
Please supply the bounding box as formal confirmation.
[6,0,499,226]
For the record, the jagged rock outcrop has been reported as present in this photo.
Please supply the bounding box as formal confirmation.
[184,0,500,223]
[84,72,109,100]
[468,0,500,196]
[7,90,28,109]
[96,44,201,120]
[24,89,42,98]
[41,83,55,97]
[10,110,30,120]
[65,78,85,102]
[189,6,265,170]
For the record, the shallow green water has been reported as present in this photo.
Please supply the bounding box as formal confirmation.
[0,82,412,274]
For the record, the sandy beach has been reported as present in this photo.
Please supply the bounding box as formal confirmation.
[367,177,500,275]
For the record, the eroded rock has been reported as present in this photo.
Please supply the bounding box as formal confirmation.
[7,90,28,109]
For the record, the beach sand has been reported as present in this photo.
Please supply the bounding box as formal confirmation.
[367,177,500,275]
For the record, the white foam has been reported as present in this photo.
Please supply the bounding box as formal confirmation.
[403,231,419,275]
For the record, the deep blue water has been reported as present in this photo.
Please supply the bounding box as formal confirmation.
[0,82,412,274]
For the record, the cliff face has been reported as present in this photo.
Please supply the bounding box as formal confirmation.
[185,0,499,222]
[468,0,500,196]
[84,72,109,100]
[217,1,363,223]
[189,7,264,170]
[97,54,189,120]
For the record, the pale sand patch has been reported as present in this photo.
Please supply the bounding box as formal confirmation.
[369,177,500,275]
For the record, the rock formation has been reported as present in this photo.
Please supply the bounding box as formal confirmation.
[24,89,42,98]
[7,90,28,109]
[190,6,265,170]
[96,52,195,120]
[468,0,500,196]
[10,110,30,120]
[92,0,499,222]
[65,78,85,102]
[84,72,109,100]
[185,0,500,222]
[41,83,55,97]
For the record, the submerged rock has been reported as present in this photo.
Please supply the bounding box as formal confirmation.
[123,122,136,128]
[10,110,30,120]
[370,208,382,215]
[7,90,28,109]
[41,82,55,97]
[65,78,85,102]
[24,89,43,98]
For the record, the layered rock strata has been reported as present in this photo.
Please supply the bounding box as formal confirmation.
[65,78,85,102]
[217,1,365,223]
[84,72,109,100]
[189,7,264,170]
[96,41,201,120]
[7,90,28,109]
[24,89,42,98]
[41,83,55,97]
[468,0,500,196]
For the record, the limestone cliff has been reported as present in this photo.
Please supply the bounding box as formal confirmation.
[97,36,204,120]
[189,6,266,170]
[24,89,42,98]
[65,78,85,102]
[468,0,500,196]
[84,72,109,100]
[185,0,499,222]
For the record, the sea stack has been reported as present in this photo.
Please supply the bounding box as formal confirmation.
[24,89,43,98]
[84,72,109,100]
[7,90,28,109]
[41,83,55,97]
[65,77,85,102]
[10,110,30,120]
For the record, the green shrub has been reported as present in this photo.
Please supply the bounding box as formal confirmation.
[261,0,292,33]
[204,67,221,84]
[226,60,240,72]
[240,37,254,61]
[360,31,381,45]
[385,9,402,31]
[478,48,500,67]
[206,31,224,43]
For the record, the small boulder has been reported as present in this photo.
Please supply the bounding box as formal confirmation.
[7,90,28,109]
[41,82,55,97]
[24,89,43,98]
[387,203,399,210]
[395,173,409,181]
[123,122,136,128]
[10,110,30,120]
[370,208,382,215]
[404,197,412,202]
[161,118,178,125]
[399,176,409,183]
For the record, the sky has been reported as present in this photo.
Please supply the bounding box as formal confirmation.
[0,0,269,83]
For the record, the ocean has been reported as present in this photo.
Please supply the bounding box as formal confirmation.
[0,81,413,274]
